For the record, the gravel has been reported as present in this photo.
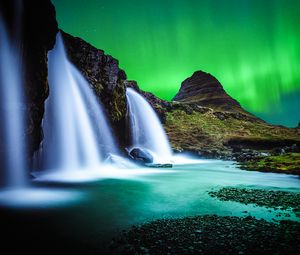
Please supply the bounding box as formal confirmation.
[208,187,300,216]
[110,215,300,255]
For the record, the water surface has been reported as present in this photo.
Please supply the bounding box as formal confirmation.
[1,160,299,252]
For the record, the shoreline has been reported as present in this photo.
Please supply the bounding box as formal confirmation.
[111,215,300,254]
[110,186,300,254]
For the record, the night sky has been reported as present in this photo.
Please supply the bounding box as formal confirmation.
[52,0,300,127]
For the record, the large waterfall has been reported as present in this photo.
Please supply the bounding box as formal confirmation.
[0,18,27,188]
[126,88,173,163]
[36,33,118,173]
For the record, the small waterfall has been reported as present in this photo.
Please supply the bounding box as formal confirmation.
[0,17,27,188]
[126,88,172,163]
[37,33,118,172]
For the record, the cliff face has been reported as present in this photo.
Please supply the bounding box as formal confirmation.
[0,0,58,156]
[61,31,128,147]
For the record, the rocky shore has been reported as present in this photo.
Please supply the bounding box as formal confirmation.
[110,215,300,255]
[111,187,300,254]
[208,187,300,217]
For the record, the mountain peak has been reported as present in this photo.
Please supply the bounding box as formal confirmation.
[173,70,245,113]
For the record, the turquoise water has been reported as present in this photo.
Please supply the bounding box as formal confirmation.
[0,160,299,251]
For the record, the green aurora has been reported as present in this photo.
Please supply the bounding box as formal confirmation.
[52,0,300,127]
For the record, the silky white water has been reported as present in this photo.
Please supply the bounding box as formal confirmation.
[37,33,118,172]
[0,17,27,188]
[126,88,173,163]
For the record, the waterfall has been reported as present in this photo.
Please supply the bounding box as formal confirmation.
[0,17,27,188]
[126,88,172,163]
[37,33,118,172]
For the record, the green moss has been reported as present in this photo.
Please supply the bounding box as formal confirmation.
[241,153,300,173]
[164,109,300,155]
[110,83,126,122]
[93,82,104,96]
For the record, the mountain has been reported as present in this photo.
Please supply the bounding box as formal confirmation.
[173,71,242,111]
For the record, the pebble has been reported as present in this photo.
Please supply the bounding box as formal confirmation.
[110,215,300,254]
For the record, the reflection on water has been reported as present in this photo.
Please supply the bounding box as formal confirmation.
[0,188,84,208]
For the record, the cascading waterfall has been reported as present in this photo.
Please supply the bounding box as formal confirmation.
[126,88,173,163]
[36,33,118,173]
[0,17,27,188]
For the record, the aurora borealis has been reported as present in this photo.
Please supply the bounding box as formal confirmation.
[52,0,300,127]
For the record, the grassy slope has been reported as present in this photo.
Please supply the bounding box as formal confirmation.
[164,109,300,156]
[240,153,300,174]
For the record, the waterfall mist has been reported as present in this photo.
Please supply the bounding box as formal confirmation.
[36,33,118,172]
[0,16,27,188]
[126,88,172,163]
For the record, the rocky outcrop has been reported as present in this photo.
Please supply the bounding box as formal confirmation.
[128,148,154,164]
[0,0,58,156]
[61,31,128,147]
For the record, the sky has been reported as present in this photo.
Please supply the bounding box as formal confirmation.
[52,0,300,127]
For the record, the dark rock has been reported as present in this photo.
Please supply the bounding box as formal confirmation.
[61,31,128,147]
[144,163,173,168]
[213,111,229,120]
[283,144,300,153]
[225,137,300,151]
[129,148,154,164]
[0,0,58,162]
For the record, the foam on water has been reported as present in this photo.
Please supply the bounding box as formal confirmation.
[126,88,173,163]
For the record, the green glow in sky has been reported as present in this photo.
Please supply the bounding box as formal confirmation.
[52,0,300,127]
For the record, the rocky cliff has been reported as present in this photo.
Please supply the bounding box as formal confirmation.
[0,0,58,156]
[61,31,128,147]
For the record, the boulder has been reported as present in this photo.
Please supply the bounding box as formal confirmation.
[129,148,154,164]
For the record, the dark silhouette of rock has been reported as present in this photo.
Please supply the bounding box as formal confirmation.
[0,0,58,159]
[173,71,248,113]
